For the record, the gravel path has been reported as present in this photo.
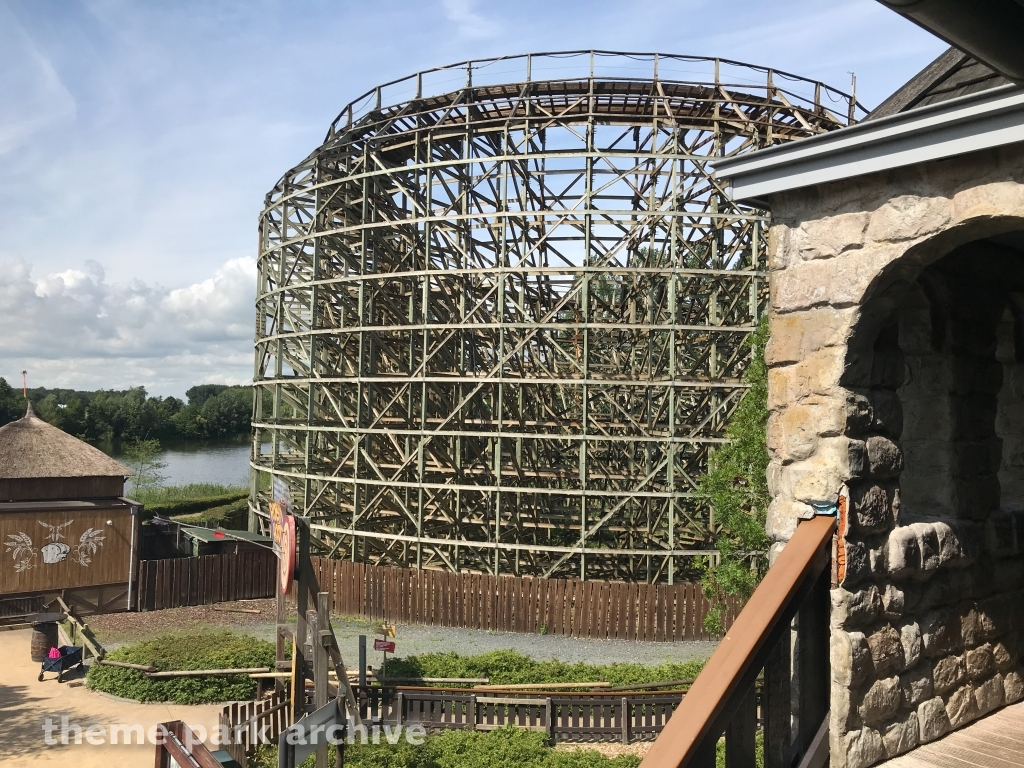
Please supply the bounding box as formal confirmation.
[89,601,717,667]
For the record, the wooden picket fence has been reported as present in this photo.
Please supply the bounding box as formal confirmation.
[137,550,276,611]
[311,558,738,641]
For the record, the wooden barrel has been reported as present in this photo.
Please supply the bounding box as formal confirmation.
[30,622,59,662]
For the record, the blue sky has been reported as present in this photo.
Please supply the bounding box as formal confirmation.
[0,0,947,397]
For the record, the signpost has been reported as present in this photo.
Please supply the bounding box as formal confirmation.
[373,638,396,653]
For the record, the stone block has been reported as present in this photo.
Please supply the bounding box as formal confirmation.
[961,608,985,648]
[953,359,1003,397]
[767,223,791,271]
[900,622,922,670]
[870,388,904,439]
[954,439,1003,477]
[955,475,1001,521]
[871,348,906,390]
[921,609,963,658]
[867,436,904,479]
[974,673,1004,716]
[859,676,902,726]
[952,181,1024,226]
[911,522,941,576]
[869,542,889,580]
[932,654,965,694]
[993,558,1024,592]
[843,727,886,768]
[881,583,904,620]
[1004,670,1024,703]
[986,512,1017,557]
[881,712,918,759]
[850,482,895,535]
[888,526,921,580]
[869,625,905,676]
[951,520,984,562]
[765,498,805,542]
[764,307,856,365]
[965,644,995,681]
[770,399,848,463]
[846,390,874,436]
[944,684,980,729]
[832,682,856,737]
[900,661,934,707]
[977,594,1012,641]
[843,537,872,586]
[993,639,1016,672]
[932,521,966,568]
[832,586,882,630]
[865,194,952,244]
[795,211,870,260]
[916,696,951,743]
[771,258,832,313]
[832,630,871,688]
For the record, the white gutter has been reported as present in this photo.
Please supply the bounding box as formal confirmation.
[714,84,1024,203]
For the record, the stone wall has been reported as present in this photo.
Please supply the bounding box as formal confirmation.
[763,144,1024,768]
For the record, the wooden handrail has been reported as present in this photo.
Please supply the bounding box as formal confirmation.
[641,514,836,768]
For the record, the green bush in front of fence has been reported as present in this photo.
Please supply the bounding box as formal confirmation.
[382,649,704,688]
[251,726,642,768]
[86,629,274,704]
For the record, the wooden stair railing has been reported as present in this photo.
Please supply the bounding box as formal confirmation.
[641,515,837,768]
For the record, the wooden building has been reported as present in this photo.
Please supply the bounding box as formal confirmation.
[0,403,138,615]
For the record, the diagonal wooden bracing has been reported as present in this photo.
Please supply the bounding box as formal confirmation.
[251,52,860,583]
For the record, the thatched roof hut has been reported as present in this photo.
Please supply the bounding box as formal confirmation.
[0,403,131,502]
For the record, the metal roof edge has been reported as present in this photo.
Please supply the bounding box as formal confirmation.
[714,84,1024,201]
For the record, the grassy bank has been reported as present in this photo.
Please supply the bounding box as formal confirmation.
[129,483,249,527]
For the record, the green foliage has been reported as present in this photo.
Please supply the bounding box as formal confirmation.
[131,484,249,518]
[86,630,274,704]
[0,382,252,442]
[251,727,642,768]
[0,377,25,425]
[715,731,764,768]
[698,317,771,634]
[382,649,703,688]
[124,439,168,493]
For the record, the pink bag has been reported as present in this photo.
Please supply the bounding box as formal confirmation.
[48,647,61,659]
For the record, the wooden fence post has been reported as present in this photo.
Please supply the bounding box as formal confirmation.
[621,697,630,745]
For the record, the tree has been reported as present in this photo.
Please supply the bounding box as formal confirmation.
[699,316,771,634]
[123,439,167,493]
[0,377,25,425]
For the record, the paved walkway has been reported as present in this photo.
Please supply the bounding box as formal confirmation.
[0,628,223,767]
[883,701,1024,767]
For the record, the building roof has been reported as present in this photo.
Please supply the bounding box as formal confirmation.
[182,526,270,544]
[0,403,132,480]
[713,83,1024,204]
[868,47,1010,121]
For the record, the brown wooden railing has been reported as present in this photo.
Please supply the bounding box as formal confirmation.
[640,515,836,768]
[154,721,222,768]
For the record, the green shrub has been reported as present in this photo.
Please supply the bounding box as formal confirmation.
[251,727,642,768]
[382,649,703,688]
[86,630,273,704]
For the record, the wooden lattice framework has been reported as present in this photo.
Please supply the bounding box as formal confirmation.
[251,51,861,582]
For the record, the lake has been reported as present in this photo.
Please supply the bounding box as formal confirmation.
[105,439,253,487]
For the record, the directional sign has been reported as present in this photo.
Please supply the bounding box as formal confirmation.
[374,639,396,653]
[378,624,396,638]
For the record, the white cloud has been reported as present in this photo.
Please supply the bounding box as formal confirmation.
[0,256,256,397]
[440,0,497,39]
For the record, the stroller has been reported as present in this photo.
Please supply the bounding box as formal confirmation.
[38,645,84,683]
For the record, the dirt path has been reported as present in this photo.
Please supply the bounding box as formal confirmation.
[89,599,718,667]
[0,628,223,768]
